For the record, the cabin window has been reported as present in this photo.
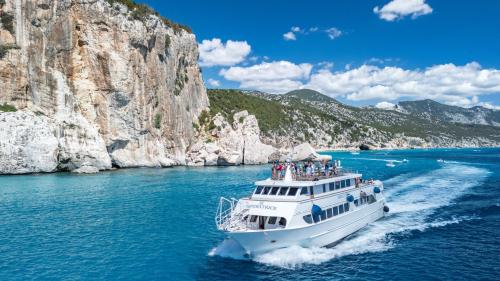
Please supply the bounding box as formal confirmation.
[279,217,287,227]
[288,187,299,196]
[368,195,376,204]
[341,180,346,188]
[317,185,322,194]
[320,210,327,221]
[335,181,341,190]
[254,186,263,194]
[339,204,344,214]
[303,215,313,224]
[329,182,335,191]
[262,186,271,195]
[270,186,279,195]
[323,184,327,193]
[300,187,308,195]
[344,203,350,212]
[309,186,314,195]
[268,216,277,224]
[279,187,289,196]
[346,179,351,187]
[250,215,257,222]
[327,208,333,218]
[333,206,338,216]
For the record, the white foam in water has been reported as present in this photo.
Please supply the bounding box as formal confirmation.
[211,164,489,269]
[208,238,247,260]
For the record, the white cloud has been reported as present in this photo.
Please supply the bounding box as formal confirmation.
[306,62,500,106]
[237,79,305,94]
[479,102,500,110]
[220,61,312,94]
[325,27,342,40]
[215,58,500,109]
[375,101,396,110]
[374,0,433,21]
[207,78,220,87]
[283,26,322,41]
[283,31,297,41]
[198,38,251,67]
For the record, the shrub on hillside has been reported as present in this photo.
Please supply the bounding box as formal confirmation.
[0,103,17,112]
[106,0,192,33]
[1,12,14,34]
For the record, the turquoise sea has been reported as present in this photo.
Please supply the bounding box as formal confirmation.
[0,148,499,280]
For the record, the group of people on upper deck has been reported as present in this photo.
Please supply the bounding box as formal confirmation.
[271,160,340,180]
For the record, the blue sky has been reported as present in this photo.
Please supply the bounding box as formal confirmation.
[144,0,500,109]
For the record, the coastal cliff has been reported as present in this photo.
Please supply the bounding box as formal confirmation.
[0,0,208,173]
[186,110,277,166]
[0,1,498,175]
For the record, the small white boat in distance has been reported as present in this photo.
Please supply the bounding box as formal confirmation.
[386,160,396,167]
[215,161,389,256]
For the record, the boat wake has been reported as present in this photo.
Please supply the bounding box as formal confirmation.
[210,163,489,269]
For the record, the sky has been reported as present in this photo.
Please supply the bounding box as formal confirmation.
[143,0,500,109]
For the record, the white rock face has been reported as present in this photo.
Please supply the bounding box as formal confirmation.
[0,0,208,173]
[0,112,59,174]
[281,142,331,162]
[187,111,277,166]
[0,111,112,174]
[72,165,99,174]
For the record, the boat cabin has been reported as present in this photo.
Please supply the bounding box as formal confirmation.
[252,175,361,201]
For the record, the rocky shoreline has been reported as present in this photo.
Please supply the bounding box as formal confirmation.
[1,0,498,175]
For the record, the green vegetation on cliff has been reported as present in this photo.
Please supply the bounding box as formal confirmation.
[207,89,355,143]
[208,89,289,133]
[0,103,17,112]
[207,89,500,148]
[106,0,192,33]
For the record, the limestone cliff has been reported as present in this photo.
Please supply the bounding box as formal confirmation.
[186,111,277,166]
[0,0,208,173]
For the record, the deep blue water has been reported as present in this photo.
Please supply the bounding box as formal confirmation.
[0,148,499,280]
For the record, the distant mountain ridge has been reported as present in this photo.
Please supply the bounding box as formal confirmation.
[207,89,500,150]
[285,89,339,103]
[396,99,500,127]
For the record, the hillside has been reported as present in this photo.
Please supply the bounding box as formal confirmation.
[397,99,500,127]
[284,89,339,103]
[207,89,500,149]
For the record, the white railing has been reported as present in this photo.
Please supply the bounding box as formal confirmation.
[215,197,249,231]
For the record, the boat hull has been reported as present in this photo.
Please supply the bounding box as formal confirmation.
[227,200,385,256]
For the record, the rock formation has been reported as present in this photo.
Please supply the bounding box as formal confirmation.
[0,0,208,173]
[186,111,277,166]
[284,143,331,162]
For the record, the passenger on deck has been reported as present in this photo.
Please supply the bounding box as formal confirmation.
[279,163,285,178]
[306,164,312,176]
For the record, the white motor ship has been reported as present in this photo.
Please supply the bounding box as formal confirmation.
[215,160,389,256]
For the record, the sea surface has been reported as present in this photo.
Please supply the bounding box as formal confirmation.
[0,148,499,280]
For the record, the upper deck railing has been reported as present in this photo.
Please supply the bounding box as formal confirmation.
[270,161,358,181]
